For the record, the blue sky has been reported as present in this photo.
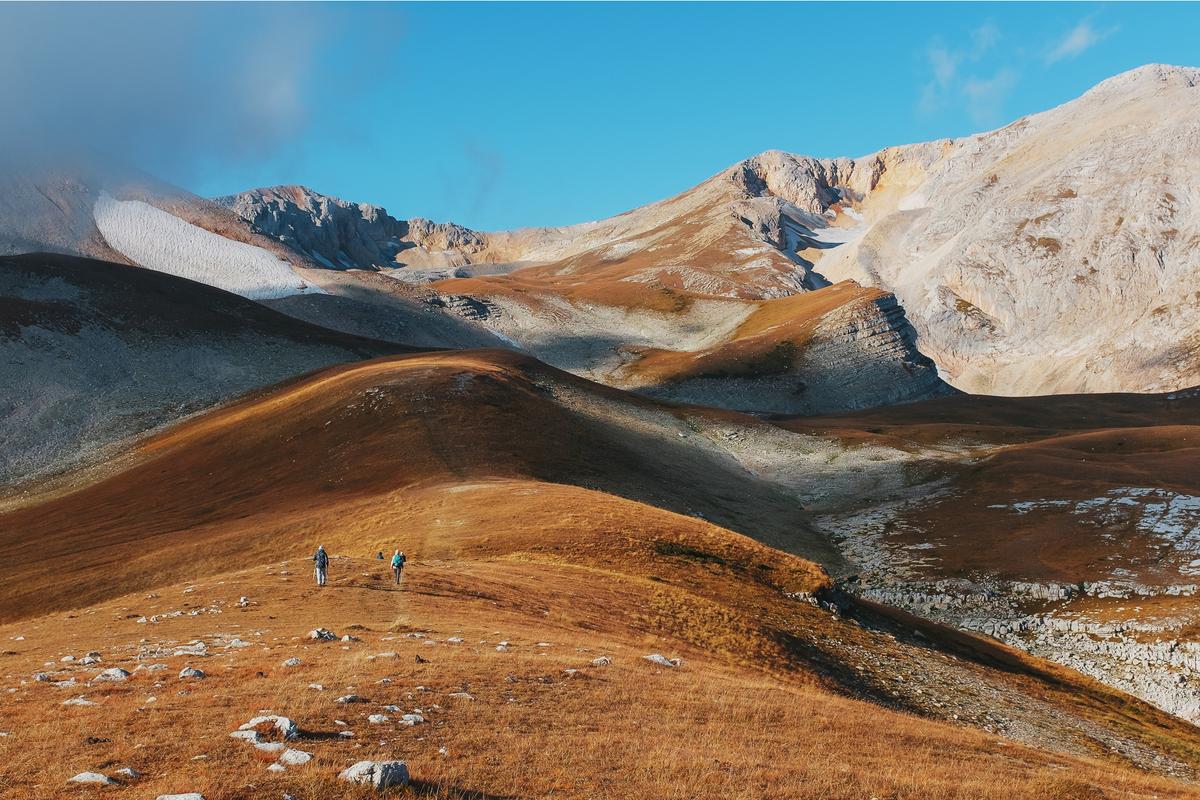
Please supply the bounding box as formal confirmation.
[13,2,1198,231]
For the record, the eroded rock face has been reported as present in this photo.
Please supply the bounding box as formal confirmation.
[811,65,1200,396]
[217,186,489,272]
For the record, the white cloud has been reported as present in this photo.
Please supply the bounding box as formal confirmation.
[930,45,960,88]
[917,24,1007,118]
[1046,20,1115,64]
[971,23,1001,57]
[963,69,1018,125]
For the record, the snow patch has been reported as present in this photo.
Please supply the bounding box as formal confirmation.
[93,193,318,300]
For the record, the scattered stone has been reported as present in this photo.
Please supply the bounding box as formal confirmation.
[267,763,286,773]
[156,794,206,800]
[94,667,131,682]
[62,696,96,706]
[643,654,681,668]
[309,683,324,691]
[281,658,302,668]
[173,642,208,657]
[68,772,115,785]
[563,669,579,678]
[238,597,250,608]
[238,715,299,740]
[368,714,390,724]
[255,742,285,754]
[590,656,613,667]
[33,672,51,682]
[414,654,429,664]
[278,748,313,766]
[341,635,360,642]
[308,628,337,641]
[115,768,141,779]
[399,713,425,726]
[446,637,463,644]
[338,760,409,789]
[336,694,365,704]
[448,692,474,701]
[178,667,206,680]
[225,639,251,649]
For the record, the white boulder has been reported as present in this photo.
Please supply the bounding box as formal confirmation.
[278,748,313,766]
[69,772,115,784]
[338,760,409,789]
[238,715,299,740]
[643,654,681,668]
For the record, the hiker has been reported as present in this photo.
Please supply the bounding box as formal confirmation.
[313,545,329,587]
[376,551,385,560]
[391,549,406,585]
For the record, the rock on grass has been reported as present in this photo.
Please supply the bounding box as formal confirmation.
[69,772,115,784]
[338,760,409,788]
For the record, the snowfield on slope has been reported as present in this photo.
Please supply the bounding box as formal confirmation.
[93,193,319,299]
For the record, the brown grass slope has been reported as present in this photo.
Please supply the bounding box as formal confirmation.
[3,356,1200,796]
[0,349,840,621]
[4,481,1200,798]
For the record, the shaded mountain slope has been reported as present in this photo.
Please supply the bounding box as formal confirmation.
[0,252,408,487]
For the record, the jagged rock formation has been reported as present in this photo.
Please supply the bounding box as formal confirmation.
[216,185,490,271]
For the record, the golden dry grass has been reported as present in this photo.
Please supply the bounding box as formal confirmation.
[3,519,1199,800]
[5,356,1200,798]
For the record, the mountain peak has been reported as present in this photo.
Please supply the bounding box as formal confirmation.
[1084,63,1200,96]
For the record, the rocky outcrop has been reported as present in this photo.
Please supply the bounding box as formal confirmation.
[855,575,1200,724]
[812,64,1200,396]
[217,186,490,271]
[640,288,954,415]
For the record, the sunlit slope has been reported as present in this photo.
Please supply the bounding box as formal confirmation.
[0,350,837,620]
[3,478,1200,797]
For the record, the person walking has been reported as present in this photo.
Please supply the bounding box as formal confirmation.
[391,549,406,586]
[313,545,329,587]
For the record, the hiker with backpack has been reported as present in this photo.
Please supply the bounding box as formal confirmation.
[391,549,406,585]
[313,545,329,587]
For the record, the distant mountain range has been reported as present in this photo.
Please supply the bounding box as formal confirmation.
[3,64,1198,475]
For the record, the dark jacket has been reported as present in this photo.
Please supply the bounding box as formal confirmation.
[313,548,329,569]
